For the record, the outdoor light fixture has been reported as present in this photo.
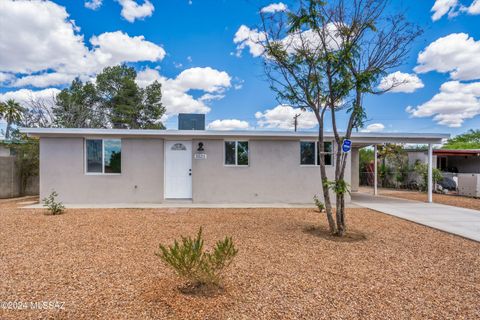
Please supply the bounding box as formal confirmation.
[197,142,204,151]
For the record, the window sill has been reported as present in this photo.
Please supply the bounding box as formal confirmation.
[299,165,333,167]
[224,165,249,167]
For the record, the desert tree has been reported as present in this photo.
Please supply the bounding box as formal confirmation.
[259,0,421,235]
[19,96,56,129]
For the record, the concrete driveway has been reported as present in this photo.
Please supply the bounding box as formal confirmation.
[351,192,480,242]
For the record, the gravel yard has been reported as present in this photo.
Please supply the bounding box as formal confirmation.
[1,198,479,319]
[363,187,480,211]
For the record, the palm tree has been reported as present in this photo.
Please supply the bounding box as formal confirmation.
[0,99,25,140]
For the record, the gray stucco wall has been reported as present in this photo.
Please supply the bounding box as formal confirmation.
[191,139,349,203]
[350,148,359,192]
[40,137,164,203]
[407,152,438,168]
[40,137,351,204]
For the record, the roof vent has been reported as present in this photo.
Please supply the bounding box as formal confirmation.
[178,113,205,130]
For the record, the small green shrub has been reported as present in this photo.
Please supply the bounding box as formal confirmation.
[313,195,325,212]
[156,227,238,286]
[42,191,65,215]
[323,179,350,195]
[413,162,443,191]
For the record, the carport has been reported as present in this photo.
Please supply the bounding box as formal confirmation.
[350,132,449,203]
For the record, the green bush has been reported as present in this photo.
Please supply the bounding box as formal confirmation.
[313,195,325,212]
[413,162,443,192]
[156,227,238,286]
[42,191,65,215]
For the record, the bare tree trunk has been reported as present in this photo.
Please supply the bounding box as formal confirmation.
[320,156,336,234]
[315,109,337,234]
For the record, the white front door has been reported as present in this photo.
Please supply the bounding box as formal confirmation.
[165,141,192,199]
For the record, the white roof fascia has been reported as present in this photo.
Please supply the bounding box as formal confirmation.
[20,128,449,144]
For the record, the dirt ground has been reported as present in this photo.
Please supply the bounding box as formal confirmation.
[360,187,480,211]
[0,198,479,319]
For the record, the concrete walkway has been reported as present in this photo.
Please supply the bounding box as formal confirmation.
[351,192,480,242]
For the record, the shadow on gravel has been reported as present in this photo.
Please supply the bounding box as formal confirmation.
[178,282,226,297]
[303,225,367,243]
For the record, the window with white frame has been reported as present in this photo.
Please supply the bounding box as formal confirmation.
[225,141,249,166]
[300,141,333,166]
[86,139,122,174]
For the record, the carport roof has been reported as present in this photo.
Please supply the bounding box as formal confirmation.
[21,128,449,145]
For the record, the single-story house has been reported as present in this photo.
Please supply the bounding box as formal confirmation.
[22,127,447,205]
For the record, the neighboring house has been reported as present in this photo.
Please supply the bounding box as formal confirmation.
[407,149,480,173]
[22,125,446,205]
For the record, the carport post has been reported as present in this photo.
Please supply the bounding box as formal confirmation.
[427,143,433,203]
[374,144,378,196]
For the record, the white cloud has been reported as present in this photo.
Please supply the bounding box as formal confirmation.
[0,0,87,74]
[175,67,231,93]
[414,33,480,81]
[89,31,165,63]
[260,2,287,13]
[466,0,480,14]
[0,1,165,88]
[199,93,225,102]
[0,88,60,104]
[0,72,14,84]
[282,25,340,54]
[207,119,250,130]
[255,105,317,129]
[406,81,480,127]
[378,72,424,93]
[234,23,339,58]
[136,67,231,117]
[233,25,267,57]
[431,0,458,21]
[85,0,103,10]
[11,73,78,88]
[361,123,385,133]
[117,0,154,23]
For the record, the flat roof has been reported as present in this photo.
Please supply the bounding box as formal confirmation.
[20,128,449,145]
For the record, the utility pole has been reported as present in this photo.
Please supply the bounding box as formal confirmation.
[293,113,301,132]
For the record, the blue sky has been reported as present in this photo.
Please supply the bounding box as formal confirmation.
[1,0,480,136]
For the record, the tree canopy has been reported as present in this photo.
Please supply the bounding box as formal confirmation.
[442,130,480,150]
[260,0,420,236]
[54,64,166,129]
